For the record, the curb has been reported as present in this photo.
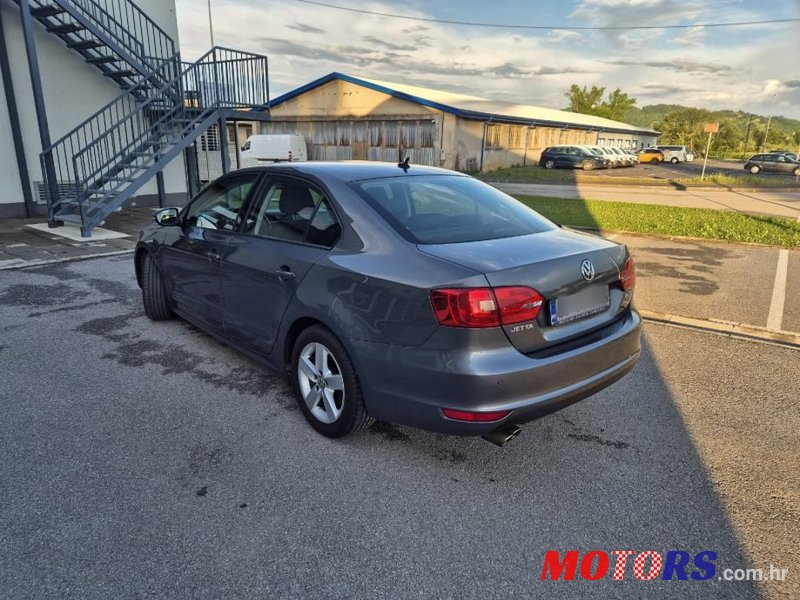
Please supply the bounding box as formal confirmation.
[640,309,800,349]
[0,249,134,271]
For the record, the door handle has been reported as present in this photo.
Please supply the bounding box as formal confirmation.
[275,266,296,280]
[205,249,222,262]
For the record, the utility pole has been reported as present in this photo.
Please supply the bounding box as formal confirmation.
[742,114,752,157]
[207,0,215,47]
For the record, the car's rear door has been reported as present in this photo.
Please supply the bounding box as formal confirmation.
[221,175,341,355]
[160,173,260,332]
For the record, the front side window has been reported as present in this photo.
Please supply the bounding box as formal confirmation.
[353,175,556,245]
[245,179,341,247]
[184,175,258,231]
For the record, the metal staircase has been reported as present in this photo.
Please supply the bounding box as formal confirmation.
[14,0,270,236]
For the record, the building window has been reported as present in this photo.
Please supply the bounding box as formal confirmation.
[508,126,523,149]
[201,126,220,152]
[485,124,502,148]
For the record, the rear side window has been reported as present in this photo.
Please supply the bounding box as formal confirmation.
[352,175,556,244]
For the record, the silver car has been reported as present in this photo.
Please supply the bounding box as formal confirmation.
[136,162,641,444]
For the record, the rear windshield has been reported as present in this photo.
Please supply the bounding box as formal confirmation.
[351,175,556,244]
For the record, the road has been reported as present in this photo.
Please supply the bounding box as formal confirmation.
[1,256,798,599]
[492,182,800,220]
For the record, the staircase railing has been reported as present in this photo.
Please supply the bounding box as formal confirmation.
[46,0,175,69]
[41,47,270,229]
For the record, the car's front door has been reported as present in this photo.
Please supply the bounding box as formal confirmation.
[221,176,341,355]
[160,173,260,332]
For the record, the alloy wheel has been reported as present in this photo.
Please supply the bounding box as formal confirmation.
[297,342,345,424]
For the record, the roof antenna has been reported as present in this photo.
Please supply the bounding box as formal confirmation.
[397,156,410,172]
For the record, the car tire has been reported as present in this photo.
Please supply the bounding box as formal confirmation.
[291,325,374,438]
[141,252,173,321]
[793,167,800,176]
[749,165,760,174]
[652,158,660,164]
[581,161,594,171]
[671,157,679,164]
[544,160,556,169]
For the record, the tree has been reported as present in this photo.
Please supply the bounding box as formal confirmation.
[564,85,605,114]
[601,89,637,122]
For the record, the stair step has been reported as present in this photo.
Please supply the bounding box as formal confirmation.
[105,70,137,79]
[47,23,85,35]
[31,5,65,18]
[52,212,83,224]
[68,39,104,50]
[86,56,118,65]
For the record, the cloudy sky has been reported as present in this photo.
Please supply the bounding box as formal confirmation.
[175,0,800,119]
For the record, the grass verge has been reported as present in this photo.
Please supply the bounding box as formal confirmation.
[482,166,797,188]
[514,195,800,248]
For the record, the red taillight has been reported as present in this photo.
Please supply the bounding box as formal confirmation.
[430,286,544,328]
[494,287,545,325]
[620,257,636,291]
[442,408,511,422]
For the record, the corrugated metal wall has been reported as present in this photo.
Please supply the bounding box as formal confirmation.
[261,120,437,166]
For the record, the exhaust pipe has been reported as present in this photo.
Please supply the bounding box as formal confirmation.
[482,425,522,447]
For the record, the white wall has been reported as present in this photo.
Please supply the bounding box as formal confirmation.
[0,0,185,217]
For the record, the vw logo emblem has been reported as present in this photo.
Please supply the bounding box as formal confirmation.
[580,259,595,282]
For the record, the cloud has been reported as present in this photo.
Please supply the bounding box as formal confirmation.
[604,59,733,74]
[361,36,419,51]
[285,22,326,34]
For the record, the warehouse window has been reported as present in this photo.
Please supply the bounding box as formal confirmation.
[508,126,523,149]
[485,124,502,148]
[369,122,383,146]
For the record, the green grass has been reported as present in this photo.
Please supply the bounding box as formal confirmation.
[481,166,798,188]
[514,195,800,248]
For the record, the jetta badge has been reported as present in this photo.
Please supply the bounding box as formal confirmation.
[580,259,595,282]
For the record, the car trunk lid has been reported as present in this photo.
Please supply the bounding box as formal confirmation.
[419,229,629,353]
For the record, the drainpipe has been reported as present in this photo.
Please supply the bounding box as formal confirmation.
[479,121,488,173]
[19,1,59,226]
[0,9,35,217]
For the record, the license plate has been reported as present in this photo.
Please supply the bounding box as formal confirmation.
[549,285,610,326]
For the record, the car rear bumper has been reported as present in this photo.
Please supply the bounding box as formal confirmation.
[353,309,641,434]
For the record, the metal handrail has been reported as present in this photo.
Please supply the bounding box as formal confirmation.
[41,47,269,213]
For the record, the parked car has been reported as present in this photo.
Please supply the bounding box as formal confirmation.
[607,146,637,167]
[744,154,800,175]
[136,162,641,443]
[539,146,609,170]
[636,148,664,164]
[583,145,626,168]
[654,145,692,163]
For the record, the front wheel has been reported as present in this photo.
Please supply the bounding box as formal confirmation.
[749,165,760,174]
[544,159,555,169]
[793,167,800,176]
[291,325,374,438]
[652,158,661,164]
[581,161,594,171]
[141,252,173,321]
[670,157,679,164]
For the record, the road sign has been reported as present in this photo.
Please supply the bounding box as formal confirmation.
[704,123,719,133]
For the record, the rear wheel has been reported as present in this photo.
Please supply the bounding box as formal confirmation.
[544,159,555,169]
[141,252,173,321]
[652,158,661,164]
[671,157,679,164]
[581,160,594,171]
[749,165,760,174]
[291,325,373,438]
[793,167,800,176]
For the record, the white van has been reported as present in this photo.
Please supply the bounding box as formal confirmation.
[654,145,693,164]
[240,134,308,165]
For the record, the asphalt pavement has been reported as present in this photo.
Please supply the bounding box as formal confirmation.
[1,256,798,599]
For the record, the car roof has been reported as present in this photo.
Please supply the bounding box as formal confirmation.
[232,161,458,182]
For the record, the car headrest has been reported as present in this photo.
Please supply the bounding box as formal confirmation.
[279,185,314,215]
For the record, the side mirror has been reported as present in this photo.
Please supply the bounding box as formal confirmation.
[154,207,179,226]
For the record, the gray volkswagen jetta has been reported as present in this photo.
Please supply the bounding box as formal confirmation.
[135,162,640,444]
